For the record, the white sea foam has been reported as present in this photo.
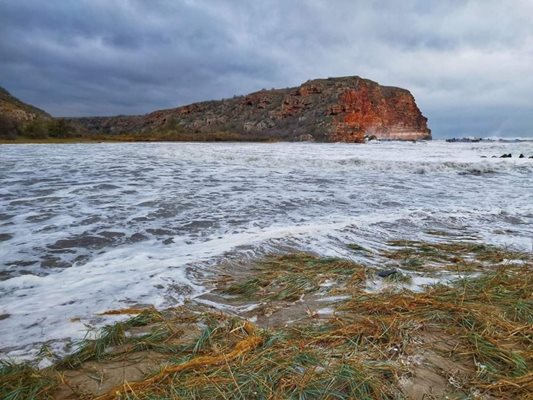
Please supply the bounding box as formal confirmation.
[0,140,532,359]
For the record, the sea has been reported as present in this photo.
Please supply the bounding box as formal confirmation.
[0,140,532,360]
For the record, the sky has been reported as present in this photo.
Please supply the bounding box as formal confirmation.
[1,0,532,138]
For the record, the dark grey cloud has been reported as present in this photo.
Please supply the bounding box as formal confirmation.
[0,0,531,137]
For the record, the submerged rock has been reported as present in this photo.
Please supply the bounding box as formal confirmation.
[377,269,399,278]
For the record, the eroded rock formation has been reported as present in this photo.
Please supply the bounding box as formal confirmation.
[0,77,431,142]
[69,76,430,142]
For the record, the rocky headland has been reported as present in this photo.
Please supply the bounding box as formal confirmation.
[1,76,431,142]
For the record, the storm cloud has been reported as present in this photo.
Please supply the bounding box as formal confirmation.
[1,0,532,137]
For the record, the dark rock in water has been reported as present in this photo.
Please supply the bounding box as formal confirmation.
[519,154,525,158]
[500,153,512,158]
[147,228,174,236]
[491,156,497,158]
[480,156,487,158]
[446,137,481,143]
[40,255,71,269]
[377,269,398,278]
[49,234,115,250]
[98,231,126,239]
[530,156,533,159]
[129,232,148,242]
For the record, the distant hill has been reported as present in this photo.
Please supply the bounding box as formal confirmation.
[0,86,52,139]
[1,76,431,142]
[0,86,50,122]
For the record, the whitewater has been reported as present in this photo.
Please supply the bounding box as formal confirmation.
[0,140,532,360]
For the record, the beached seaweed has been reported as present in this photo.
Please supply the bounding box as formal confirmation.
[347,243,370,253]
[57,309,165,369]
[383,240,530,273]
[0,361,58,400]
[2,241,531,399]
[221,253,367,303]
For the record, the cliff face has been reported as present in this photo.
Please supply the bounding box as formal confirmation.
[0,77,430,141]
[69,76,431,142]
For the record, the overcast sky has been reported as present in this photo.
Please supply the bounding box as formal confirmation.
[1,0,532,138]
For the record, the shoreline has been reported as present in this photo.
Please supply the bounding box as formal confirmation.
[2,240,531,399]
[0,137,281,145]
[0,137,417,145]
[2,136,532,145]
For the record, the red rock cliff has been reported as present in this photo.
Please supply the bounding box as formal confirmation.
[328,79,430,142]
[68,76,431,142]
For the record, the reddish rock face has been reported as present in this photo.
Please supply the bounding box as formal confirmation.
[328,80,430,142]
[68,76,431,142]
